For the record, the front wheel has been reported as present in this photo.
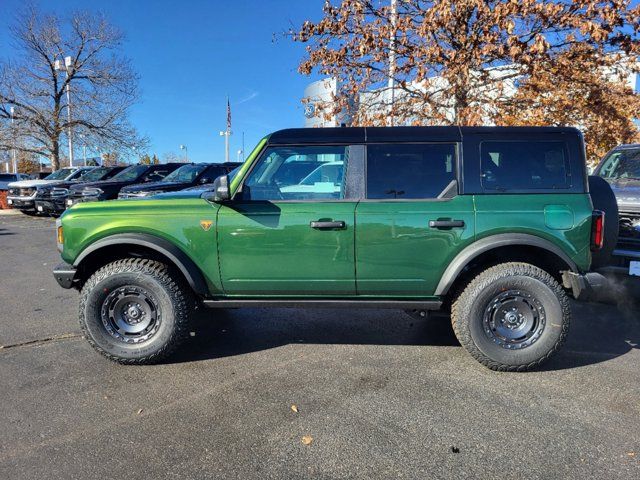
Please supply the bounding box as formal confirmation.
[451,262,570,371]
[79,258,194,364]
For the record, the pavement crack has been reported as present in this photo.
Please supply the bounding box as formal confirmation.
[0,333,82,350]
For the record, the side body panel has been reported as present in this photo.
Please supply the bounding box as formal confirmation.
[216,201,357,295]
[355,196,476,296]
[474,194,593,272]
[61,197,225,294]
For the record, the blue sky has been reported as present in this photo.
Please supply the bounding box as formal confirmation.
[0,0,325,163]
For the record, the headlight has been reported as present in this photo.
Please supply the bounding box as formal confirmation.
[82,187,103,197]
[51,187,69,197]
[140,190,163,197]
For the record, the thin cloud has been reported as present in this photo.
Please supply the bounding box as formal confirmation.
[237,91,259,105]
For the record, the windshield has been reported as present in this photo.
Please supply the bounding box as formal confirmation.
[45,168,77,181]
[228,166,240,181]
[163,164,207,183]
[598,148,640,180]
[111,165,148,181]
[78,167,112,182]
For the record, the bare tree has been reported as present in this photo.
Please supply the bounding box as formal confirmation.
[0,6,147,170]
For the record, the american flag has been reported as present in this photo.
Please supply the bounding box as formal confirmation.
[226,97,231,131]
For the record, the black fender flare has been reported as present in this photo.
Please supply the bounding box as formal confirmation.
[73,233,209,296]
[434,233,579,296]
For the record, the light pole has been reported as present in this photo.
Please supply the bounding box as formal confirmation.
[237,149,243,162]
[55,56,74,167]
[180,144,188,162]
[219,130,231,163]
[10,106,17,173]
[79,133,87,166]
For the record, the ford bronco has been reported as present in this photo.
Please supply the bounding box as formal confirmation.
[53,126,613,371]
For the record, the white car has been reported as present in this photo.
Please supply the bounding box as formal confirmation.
[6,167,94,215]
[280,161,344,198]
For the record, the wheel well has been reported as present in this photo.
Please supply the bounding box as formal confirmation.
[443,245,572,305]
[74,244,195,292]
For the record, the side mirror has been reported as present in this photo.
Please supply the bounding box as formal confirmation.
[206,174,230,202]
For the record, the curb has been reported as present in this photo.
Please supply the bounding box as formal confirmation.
[0,209,21,215]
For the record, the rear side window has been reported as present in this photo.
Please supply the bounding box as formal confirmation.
[366,143,456,199]
[481,141,569,191]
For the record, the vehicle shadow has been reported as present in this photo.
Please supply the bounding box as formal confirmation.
[170,299,639,371]
[0,228,15,236]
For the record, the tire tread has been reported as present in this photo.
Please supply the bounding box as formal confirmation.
[79,258,194,365]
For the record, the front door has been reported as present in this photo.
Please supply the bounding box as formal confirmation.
[355,142,475,296]
[217,144,360,296]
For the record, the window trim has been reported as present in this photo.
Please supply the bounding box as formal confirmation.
[232,143,363,203]
[362,141,461,201]
[479,139,572,193]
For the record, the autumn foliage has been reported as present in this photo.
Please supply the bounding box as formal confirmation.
[294,0,640,164]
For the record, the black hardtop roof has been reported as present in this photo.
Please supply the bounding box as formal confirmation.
[267,126,582,145]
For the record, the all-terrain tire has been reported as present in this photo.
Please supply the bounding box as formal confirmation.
[79,258,195,364]
[451,262,570,372]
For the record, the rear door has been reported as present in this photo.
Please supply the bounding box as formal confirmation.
[355,141,475,296]
[216,144,362,296]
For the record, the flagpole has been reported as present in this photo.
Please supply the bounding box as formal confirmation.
[219,96,232,163]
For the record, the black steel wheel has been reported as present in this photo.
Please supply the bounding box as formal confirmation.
[100,286,161,344]
[482,290,546,350]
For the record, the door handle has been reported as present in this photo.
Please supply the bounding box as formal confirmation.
[310,220,346,230]
[429,219,465,229]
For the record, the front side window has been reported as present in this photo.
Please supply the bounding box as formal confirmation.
[242,145,349,201]
[163,164,208,183]
[597,148,640,180]
[366,143,456,199]
[481,141,569,191]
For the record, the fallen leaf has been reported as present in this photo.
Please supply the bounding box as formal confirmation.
[291,405,299,413]
[301,435,313,445]
[136,408,143,415]
[627,452,635,457]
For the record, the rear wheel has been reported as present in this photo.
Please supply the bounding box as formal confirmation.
[451,262,570,371]
[79,258,194,364]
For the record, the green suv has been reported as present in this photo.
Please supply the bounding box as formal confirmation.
[53,126,611,371]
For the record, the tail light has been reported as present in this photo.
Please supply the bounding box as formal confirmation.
[591,210,605,251]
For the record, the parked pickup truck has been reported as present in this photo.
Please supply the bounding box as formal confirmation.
[34,166,126,216]
[117,162,241,199]
[53,126,614,371]
[592,144,640,277]
[7,167,94,215]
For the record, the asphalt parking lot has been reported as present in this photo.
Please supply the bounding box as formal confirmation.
[0,211,639,479]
